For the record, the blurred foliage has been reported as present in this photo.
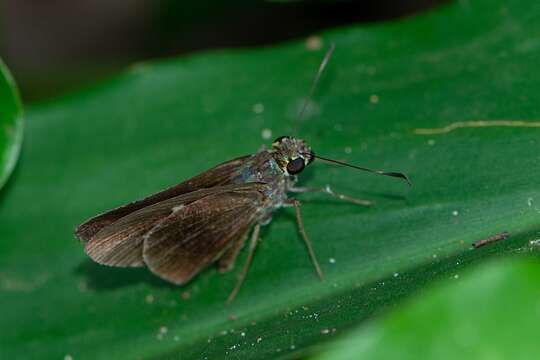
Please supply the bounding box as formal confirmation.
[317,258,540,360]
[0,60,23,190]
[0,0,445,102]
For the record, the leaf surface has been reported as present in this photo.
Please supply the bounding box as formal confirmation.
[1,0,540,358]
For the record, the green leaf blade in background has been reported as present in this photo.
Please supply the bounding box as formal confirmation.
[1,0,540,358]
[0,59,23,190]
[317,258,540,360]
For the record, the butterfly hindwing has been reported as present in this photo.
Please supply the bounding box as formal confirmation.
[142,186,267,284]
[83,184,267,268]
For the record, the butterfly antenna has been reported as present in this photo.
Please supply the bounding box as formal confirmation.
[314,155,411,186]
[293,42,335,134]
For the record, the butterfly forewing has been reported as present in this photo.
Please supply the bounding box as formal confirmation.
[76,155,252,242]
[142,186,268,284]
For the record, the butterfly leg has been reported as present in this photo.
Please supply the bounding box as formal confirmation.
[289,185,372,206]
[286,198,324,281]
[217,229,249,273]
[226,224,261,304]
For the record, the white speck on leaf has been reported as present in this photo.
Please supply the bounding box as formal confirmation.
[253,103,264,114]
[529,239,540,247]
[261,128,272,140]
[370,94,379,104]
[452,210,459,216]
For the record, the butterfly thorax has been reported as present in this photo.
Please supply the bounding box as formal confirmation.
[224,136,315,226]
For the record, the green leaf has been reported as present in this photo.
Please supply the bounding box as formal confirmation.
[316,258,540,360]
[1,0,540,358]
[0,60,23,190]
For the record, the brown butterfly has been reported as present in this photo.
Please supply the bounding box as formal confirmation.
[75,46,410,303]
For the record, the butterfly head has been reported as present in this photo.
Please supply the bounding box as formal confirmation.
[271,136,315,175]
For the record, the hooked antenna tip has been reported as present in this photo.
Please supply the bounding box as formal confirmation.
[382,172,412,186]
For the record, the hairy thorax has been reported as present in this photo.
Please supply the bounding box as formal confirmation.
[238,149,296,226]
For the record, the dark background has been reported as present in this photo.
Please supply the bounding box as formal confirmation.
[0,0,448,102]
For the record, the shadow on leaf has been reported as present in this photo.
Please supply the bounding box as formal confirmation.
[74,259,176,291]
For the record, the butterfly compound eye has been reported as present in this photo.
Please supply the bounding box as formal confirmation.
[287,158,305,175]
